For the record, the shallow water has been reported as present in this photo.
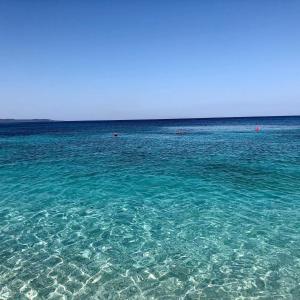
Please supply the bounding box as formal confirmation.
[0,117,299,299]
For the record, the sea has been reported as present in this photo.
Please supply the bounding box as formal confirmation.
[0,116,299,299]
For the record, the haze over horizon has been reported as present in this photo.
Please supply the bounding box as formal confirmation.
[1,0,300,121]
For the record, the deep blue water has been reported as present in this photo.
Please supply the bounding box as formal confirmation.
[0,116,299,299]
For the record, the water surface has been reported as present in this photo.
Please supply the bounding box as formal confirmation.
[0,117,299,299]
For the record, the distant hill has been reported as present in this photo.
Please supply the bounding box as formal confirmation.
[0,119,55,123]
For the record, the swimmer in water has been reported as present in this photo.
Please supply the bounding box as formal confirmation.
[176,129,185,135]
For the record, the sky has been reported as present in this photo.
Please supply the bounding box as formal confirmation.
[0,0,299,120]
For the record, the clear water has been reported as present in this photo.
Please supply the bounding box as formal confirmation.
[0,117,299,299]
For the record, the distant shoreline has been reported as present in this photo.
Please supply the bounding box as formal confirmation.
[0,119,55,124]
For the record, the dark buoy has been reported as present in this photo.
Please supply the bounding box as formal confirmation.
[113,132,118,137]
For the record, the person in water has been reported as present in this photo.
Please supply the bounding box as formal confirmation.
[176,129,185,135]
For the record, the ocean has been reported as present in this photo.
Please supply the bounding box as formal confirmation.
[0,116,299,299]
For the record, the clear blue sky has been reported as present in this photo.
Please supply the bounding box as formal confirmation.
[1,0,299,120]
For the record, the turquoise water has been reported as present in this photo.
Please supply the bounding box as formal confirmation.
[0,117,299,299]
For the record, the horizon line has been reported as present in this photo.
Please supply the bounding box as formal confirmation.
[1,114,299,123]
